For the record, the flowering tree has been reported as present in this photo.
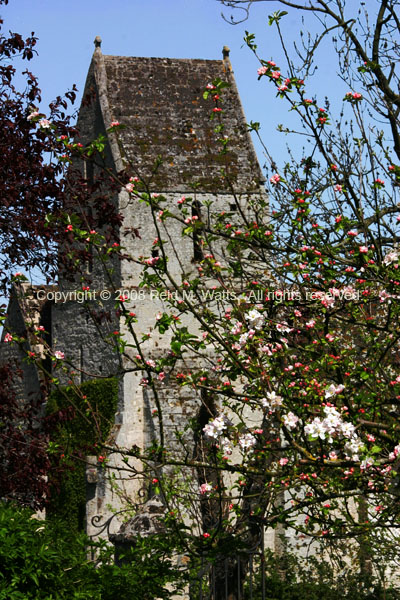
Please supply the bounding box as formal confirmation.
[109,0,400,547]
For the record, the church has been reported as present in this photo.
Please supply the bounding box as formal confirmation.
[1,37,279,551]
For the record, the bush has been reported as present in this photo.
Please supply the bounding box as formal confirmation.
[0,502,187,599]
[0,502,98,599]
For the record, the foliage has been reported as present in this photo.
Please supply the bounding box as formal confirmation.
[0,364,50,510]
[0,501,98,599]
[0,501,186,600]
[46,378,119,531]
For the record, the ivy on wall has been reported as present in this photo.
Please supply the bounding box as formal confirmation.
[46,378,119,532]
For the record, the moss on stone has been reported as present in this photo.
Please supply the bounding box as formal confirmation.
[46,378,118,532]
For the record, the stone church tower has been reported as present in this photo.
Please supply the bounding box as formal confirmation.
[2,38,271,542]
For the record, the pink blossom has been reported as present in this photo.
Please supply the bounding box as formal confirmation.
[54,351,65,360]
[271,71,281,80]
[359,246,368,253]
[4,333,13,343]
[199,483,213,495]
[257,66,268,76]
[110,120,120,127]
[334,184,342,192]
[270,173,281,185]
[145,256,160,266]
[279,457,289,466]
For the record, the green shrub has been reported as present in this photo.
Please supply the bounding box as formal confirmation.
[0,502,188,600]
[0,502,98,599]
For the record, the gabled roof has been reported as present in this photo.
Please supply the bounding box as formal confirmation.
[78,39,264,193]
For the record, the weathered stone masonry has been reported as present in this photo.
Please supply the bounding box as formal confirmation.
[1,39,275,547]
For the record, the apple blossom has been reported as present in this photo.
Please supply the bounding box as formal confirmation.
[199,483,213,495]
[270,173,281,185]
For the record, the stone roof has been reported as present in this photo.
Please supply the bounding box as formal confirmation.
[81,40,264,193]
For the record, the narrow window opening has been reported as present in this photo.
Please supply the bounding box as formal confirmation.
[192,200,203,262]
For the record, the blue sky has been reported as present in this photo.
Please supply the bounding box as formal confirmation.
[3,0,348,172]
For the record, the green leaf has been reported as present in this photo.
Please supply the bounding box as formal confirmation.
[268,10,288,26]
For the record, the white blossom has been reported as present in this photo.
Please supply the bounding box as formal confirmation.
[325,383,345,398]
[383,250,399,266]
[203,415,230,439]
[245,309,265,330]
[282,412,299,430]
[261,391,283,412]
[239,433,257,451]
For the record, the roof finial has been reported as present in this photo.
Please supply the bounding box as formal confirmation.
[94,36,102,49]
[222,46,230,60]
